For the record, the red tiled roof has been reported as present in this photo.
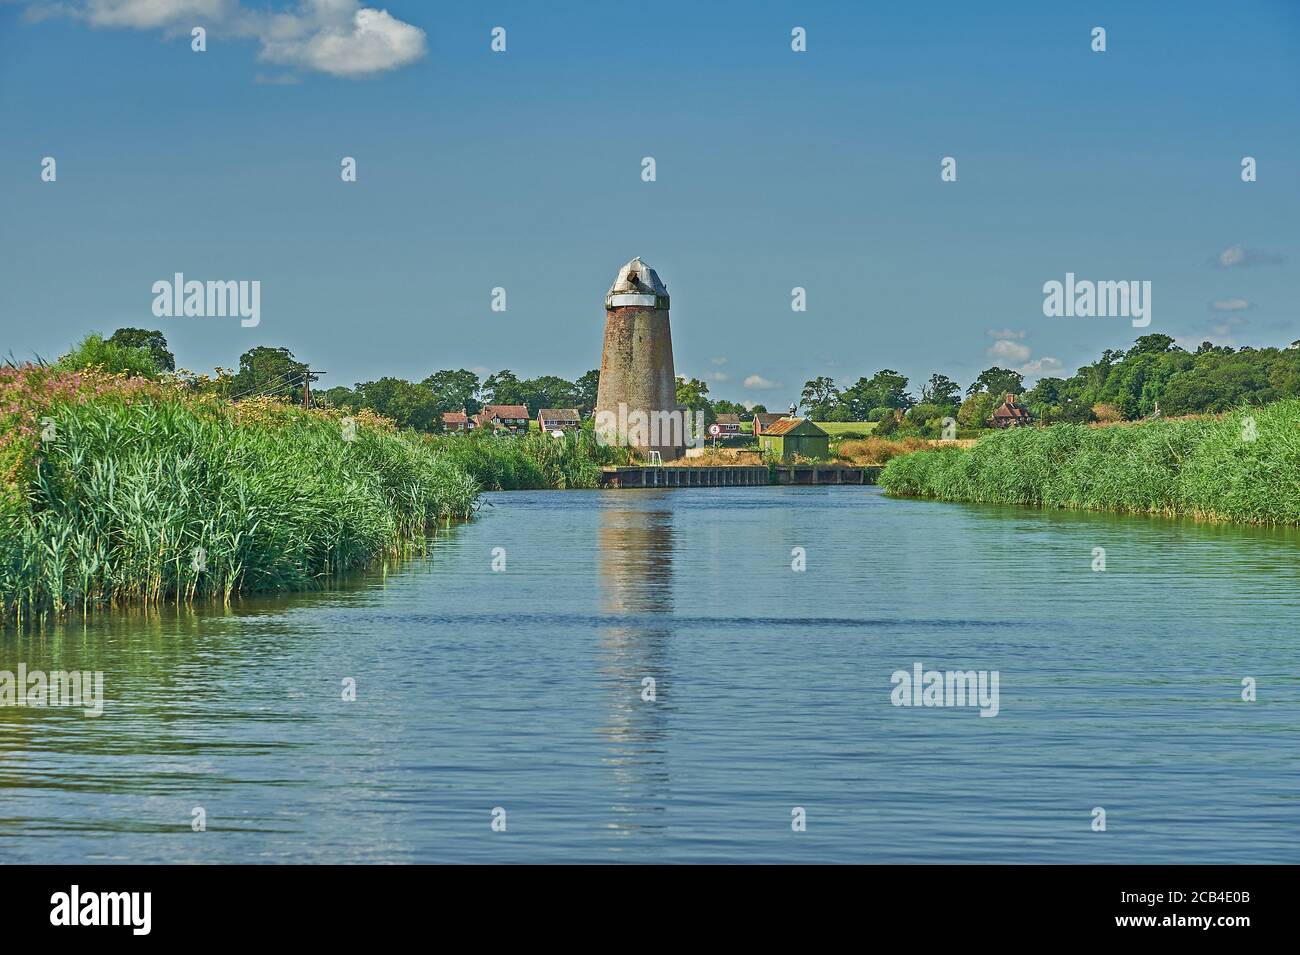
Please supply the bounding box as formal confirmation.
[992,402,1031,419]
[762,418,804,436]
[442,411,468,424]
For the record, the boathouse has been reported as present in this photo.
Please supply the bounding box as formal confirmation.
[757,418,830,462]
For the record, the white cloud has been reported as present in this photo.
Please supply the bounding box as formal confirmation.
[82,0,232,29]
[53,0,427,77]
[1211,298,1252,311]
[708,371,729,382]
[1017,357,1063,376]
[1210,314,1249,337]
[1213,244,1284,269]
[985,330,1061,378]
[1218,245,1245,267]
[743,374,781,390]
[710,356,728,365]
[987,339,1030,363]
[261,6,426,77]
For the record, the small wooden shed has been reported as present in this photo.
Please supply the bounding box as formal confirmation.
[757,418,829,461]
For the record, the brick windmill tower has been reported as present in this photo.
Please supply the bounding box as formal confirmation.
[595,257,684,460]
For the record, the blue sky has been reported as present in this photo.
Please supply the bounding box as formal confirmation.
[2,0,1297,406]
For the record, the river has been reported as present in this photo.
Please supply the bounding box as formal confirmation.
[2,487,1297,863]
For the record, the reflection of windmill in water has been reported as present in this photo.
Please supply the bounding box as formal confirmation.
[595,498,676,837]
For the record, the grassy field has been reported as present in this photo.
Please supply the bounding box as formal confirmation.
[879,399,1300,524]
[813,421,878,436]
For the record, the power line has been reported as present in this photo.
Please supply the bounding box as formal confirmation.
[257,375,305,400]
[229,370,298,401]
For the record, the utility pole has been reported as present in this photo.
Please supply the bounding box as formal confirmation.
[303,370,325,409]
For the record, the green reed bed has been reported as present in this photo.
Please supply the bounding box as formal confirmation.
[878,399,1300,525]
[0,367,478,623]
[423,430,633,490]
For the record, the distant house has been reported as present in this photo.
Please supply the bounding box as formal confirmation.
[753,412,785,436]
[757,418,830,461]
[714,413,742,435]
[990,393,1032,429]
[441,410,469,433]
[473,404,530,434]
[538,408,581,434]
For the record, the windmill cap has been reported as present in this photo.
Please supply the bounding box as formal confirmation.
[606,256,669,308]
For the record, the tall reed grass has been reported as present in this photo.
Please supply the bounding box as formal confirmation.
[1,367,478,623]
[423,430,632,490]
[879,399,1300,524]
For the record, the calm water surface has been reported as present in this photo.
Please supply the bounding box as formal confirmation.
[2,487,1298,863]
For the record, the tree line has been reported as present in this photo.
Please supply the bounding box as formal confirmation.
[50,329,1300,435]
[796,334,1300,433]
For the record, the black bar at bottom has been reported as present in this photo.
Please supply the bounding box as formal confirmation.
[0,864,1286,940]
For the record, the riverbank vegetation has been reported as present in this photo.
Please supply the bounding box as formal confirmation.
[422,430,633,490]
[1,344,647,622]
[879,399,1300,524]
[0,365,479,623]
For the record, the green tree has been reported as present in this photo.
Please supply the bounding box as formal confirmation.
[230,346,311,403]
[108,327,175,372]
[575,369,600,417]
[842,370,912,418]
[518,375,580,417]
[920,373,961,411]
[1128,333,1178,356]
[711,399,749,417]
[798,376,841,418]
[57,333,160,379]
[906,402,947,427]
[675,376,714,424]
[353,377,440,431]
[966,366,1024,398]
[320,385,356,409]
[957,392,999,430]
[422,369,481,416]
[483,369,525,406]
